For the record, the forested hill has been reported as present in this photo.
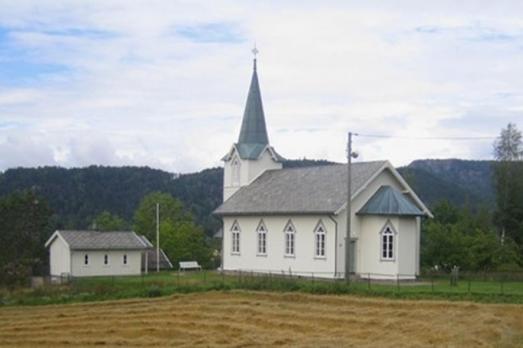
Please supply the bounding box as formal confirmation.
[0,159,495,236]
[398,159,495,208]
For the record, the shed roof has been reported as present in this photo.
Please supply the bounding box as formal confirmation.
[357,185,425,216]
[47,230,153,251]
[142,249,174,270]
[214,161,387,215]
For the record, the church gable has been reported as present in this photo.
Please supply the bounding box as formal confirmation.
[347,163,432,218]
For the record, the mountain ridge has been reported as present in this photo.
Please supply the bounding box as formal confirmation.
[0,158,495,236]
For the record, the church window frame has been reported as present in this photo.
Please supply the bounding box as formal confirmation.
[314,220,327,259]
[256,220,268,256]
[231,220,241,255]
[283,220,296,257]
[380,221,397,262]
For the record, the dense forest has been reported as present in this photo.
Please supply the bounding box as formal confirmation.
[0,158,495,237]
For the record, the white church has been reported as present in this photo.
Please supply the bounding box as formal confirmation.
[214,56,432,280]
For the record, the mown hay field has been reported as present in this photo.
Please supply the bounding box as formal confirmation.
[1,291,522,347]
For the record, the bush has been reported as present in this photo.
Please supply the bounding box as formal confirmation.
[496,263,523,272]
[1,262,32,289]
[147,286,162,297]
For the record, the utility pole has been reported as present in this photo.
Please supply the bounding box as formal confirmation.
[156,202,160,272]
[345,132,358,281]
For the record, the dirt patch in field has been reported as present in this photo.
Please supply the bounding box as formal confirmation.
[0,291,522,347]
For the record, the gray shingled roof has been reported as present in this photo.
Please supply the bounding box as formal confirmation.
[357,185,425,216]
[55,230,153,250]
[214,161,387,215]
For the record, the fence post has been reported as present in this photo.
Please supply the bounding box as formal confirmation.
[431,274,434,293]
[367,273,371,290]
[311,272,315,287]
[221,269,225,285]
[500,275,504,295]
[269,271,272,289]
[177,270,180,286]
[239,270,242,286]
[396,274,400,292]
[203,270,207,284]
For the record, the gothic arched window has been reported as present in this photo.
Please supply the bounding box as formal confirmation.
[283,220,296,257]
[231,220,241,254]
[380,222,396,261]
[314,221,326,258]
[256,220,267,255]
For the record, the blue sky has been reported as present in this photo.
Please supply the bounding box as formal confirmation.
[0,1,522,173]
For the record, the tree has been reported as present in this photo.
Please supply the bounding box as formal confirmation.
[0,191,53,285]
[92,211,128,231]
[421,201,520,271]
[492,123,523,249]
[133,192,191,241]
[160,221,212,268]
[493,123,523,161]
[133,192,211,268]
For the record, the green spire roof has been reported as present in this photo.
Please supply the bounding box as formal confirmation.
[238,58,269,146]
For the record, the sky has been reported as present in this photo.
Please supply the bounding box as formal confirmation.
[0,1,522,173]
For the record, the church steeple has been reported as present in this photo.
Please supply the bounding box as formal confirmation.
[238,56,269,145]
[222,48,283,201]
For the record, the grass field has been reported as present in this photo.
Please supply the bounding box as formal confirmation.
[0,291,522,347]
[3,271,523,306]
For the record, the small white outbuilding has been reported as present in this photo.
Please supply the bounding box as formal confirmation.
[45,230,153,277]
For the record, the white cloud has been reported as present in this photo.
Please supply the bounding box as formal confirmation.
[0,1,522,172]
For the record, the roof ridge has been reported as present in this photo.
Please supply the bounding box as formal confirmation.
[245,160,389,185]
[60,230,135,233]
[274,160,388,172]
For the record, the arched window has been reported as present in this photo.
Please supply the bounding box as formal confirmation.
[314,221,326,258]
[231,157,241,186]
[283,220,296,256]
[231,220,241,254]
[380,223,395,261]
[256,220,268,255]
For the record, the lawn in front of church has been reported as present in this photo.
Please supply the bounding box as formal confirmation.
[2,271,523,306]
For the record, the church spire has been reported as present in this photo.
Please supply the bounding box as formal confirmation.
[238,46,269,145]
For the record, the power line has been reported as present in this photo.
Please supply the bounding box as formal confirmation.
[355,133,497,141]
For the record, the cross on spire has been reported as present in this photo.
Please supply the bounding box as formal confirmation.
[252,44,258,71]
